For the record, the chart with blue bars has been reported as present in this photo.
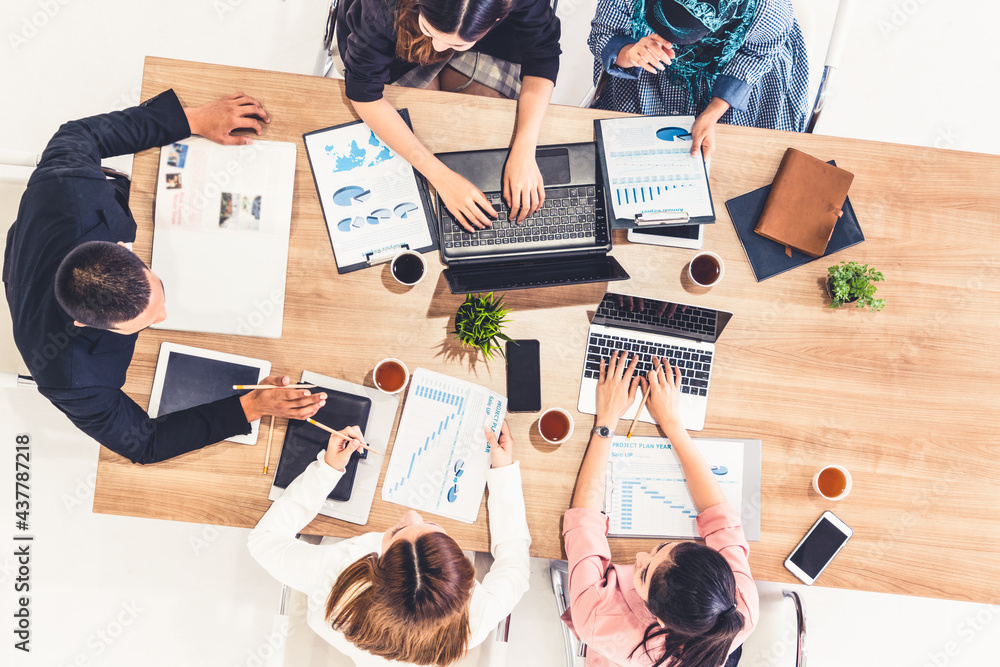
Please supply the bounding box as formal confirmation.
[382,368,505,523]
[385,382,465,497]
[614,474,701,537]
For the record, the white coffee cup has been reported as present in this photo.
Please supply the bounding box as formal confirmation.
[812,465,853,501]
[538,407,574,445]
[390,250,427,286]
[373,358,410,394]
[688,251,725,287]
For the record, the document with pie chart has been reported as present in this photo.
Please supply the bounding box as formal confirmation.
[304,111,437,272]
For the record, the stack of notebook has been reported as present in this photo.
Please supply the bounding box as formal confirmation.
[726,149,865,282]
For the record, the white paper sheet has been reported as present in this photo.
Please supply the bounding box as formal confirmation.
[151,137,295,338]
[605,436,744,538]
[599,116,713,222]
[381,369,506,523]
[304,122,433,268]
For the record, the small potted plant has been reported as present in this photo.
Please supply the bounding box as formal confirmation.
[453,292,513,362]
[826,261,885,312]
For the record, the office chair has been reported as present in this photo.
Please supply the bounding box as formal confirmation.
[579,0,855,135]
[266,535,511,666]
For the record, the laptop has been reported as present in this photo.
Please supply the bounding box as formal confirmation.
[435,142,629,294]
[577,292,734,431]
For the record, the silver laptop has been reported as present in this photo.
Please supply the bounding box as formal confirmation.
[577,292,733,431]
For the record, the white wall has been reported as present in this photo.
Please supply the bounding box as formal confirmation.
[2,1,999,666]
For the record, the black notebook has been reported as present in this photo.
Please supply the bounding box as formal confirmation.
[272,387,372,502]
[725,161,865,282]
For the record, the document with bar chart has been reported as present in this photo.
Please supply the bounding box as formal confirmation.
[382,369,506,523]
[595,115,715,227]
[605,437,745,539]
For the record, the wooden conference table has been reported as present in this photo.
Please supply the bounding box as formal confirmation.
[94,57,1000,604]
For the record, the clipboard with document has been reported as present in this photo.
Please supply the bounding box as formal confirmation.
[595,115,716,228]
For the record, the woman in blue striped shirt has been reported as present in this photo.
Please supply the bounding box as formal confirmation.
[589,0,809,156]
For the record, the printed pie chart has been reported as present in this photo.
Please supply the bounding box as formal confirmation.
[367,208,391,225]
[333,185,372,206]
[394,202,419,218]
[711,465,728,475]
[656,127,692,142]
[336,217,353,233]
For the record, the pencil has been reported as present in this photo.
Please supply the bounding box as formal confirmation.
[263,414,275,475]
[627,390,650,439]
[306,418,384,456]
[234,384,316,390]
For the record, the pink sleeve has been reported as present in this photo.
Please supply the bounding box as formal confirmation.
[562,507,615,642]
[697,503,759,647]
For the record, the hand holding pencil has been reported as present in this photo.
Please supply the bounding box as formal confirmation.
[323,424,369,472]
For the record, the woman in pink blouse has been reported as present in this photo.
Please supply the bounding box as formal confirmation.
[563,352,759,667]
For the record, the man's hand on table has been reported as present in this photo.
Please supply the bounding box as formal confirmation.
[239,375,326,423]
[184,92,270,145]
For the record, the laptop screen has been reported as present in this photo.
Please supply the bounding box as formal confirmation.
[592,292,733,344]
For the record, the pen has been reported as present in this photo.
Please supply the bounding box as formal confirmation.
[627,390,650,439]
[263,414,275,475]
[306,418,384,456]
[233,384,317,390]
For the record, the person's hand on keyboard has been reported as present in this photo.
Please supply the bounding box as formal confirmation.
[503,145,546,223]
[645,357,683,431]
[436,169,497,231]
[595,351,642,426]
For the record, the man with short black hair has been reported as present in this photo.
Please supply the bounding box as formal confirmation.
[3,90,326,464]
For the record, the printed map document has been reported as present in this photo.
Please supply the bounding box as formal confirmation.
[152,137,295,338]
[382,369,506,523]
[304,113,436,272]
[605,436,746,539]
[596,115,715,226]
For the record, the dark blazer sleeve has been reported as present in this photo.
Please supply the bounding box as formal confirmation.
[38,386,252,464]
[33,89,191,181]
[342,1,399,103]
[505,0,562,83]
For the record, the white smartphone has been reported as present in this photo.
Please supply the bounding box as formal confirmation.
[784,511,853,585]
[627,224,704,250]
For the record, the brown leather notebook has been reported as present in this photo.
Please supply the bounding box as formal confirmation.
[754,148,854,258]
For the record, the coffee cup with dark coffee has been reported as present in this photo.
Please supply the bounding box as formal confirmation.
[390,250,427,286]
[688,251,725,287]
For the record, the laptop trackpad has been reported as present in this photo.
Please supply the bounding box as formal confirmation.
[535,147,571,184]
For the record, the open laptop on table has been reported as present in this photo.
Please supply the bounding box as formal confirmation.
[435,142,629,294]
[577,292,733,431]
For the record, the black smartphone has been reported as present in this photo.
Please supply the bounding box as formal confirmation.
[505,340,541,413]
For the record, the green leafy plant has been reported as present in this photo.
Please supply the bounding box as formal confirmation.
[453,292,513,361]
[827,261,885,312]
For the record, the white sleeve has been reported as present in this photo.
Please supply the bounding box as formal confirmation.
[247,451,381,599]
[467,462,532,647]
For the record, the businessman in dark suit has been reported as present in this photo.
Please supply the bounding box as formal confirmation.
[3,90,326,464]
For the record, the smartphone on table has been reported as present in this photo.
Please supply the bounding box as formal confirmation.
[505,340,541,413]
[784,510,853,585]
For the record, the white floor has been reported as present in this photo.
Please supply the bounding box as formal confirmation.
[2,1,999,665]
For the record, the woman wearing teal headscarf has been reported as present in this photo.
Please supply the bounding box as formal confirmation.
[589,0,809,156]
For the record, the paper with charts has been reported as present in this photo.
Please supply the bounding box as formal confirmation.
[605,436,744,538]
[304,120,433,269]
[382,369,506,523]
[598,115,713,222]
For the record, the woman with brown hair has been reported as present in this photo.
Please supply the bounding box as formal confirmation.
[248,422,530,666]
[333,0,561,229]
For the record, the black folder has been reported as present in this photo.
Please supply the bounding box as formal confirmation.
[725,161,865,282]
[272,387,372,502]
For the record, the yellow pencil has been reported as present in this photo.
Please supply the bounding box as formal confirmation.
[306,418,383,456]
[627,390,650,439]
[263,414,275,475]
[234,384,316,390]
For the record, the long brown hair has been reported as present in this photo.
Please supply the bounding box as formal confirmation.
[326,531,476,665]
[394,0,513,65]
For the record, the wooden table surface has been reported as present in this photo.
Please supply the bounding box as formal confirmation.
[94,56,1000,604]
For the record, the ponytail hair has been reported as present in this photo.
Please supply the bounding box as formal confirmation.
[395,0,513,65]
[630,541,745,667]
[326,531,476,665]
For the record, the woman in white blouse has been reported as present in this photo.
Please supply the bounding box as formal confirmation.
[248,421,530,666]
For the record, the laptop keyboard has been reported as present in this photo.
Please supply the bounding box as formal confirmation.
[583,332,713,396]
[442,186,603,255]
